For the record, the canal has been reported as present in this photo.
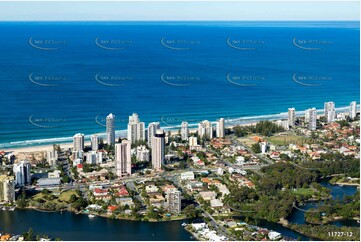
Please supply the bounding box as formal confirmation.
[0,179,358,241]
[287,178,359,226]
[0,209,194,241]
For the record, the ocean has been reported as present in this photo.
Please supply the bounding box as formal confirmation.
[0,21,359,148]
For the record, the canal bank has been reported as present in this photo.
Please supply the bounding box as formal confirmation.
[287,178,359,226]
[233,178,359,241]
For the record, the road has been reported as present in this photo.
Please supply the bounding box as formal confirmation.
[229,136,274,165]
[200,207,236,241]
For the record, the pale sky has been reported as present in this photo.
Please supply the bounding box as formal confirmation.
[0,1,359,21]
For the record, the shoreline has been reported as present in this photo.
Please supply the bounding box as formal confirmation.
[1,106,357,152]
[305,215,360,225]
[332,182,360,187]
[16,206,190,223]
[2,122,258,154]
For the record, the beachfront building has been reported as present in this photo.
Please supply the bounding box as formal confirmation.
[73,133,84,152]
[13,160,31,187]
[198,120,213,139]
[165,189,182,213]
[91,135,98,151]
[305,108,317,131]
[127,113,145,144]
[106,113,116,145]
[181,122,189,141]
[115,140,132,177]
[47,149,58,166]
[0,175,15,203]
[147,122,160,148]
[324,101,336,123]
[151,129,165,171]
[350,101,357,120]
[288,108,296,127]
[275,120,289,130]
[216,118,225,138]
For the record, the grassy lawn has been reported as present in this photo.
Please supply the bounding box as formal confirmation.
[32,189,77,204]
[59,190,77,202]
[292,188,315,197]
[32,193,46,200]
[267,134,309,146]
[237,136,258,147]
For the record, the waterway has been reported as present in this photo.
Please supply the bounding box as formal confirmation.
[0,209,194,241]
[0,179,358,241]
[234,179,359,241]
[287,178,359,226]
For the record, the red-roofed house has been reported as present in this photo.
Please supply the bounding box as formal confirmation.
[115,187,129,197]
[107,205,119,214]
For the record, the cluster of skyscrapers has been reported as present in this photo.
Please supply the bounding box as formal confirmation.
[113,113,164,177]
[287,101,358,131]
[103,113,226,178]
[198,118,225,139]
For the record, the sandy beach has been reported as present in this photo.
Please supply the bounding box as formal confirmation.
[6,142,90,155]
[2,122,260,155]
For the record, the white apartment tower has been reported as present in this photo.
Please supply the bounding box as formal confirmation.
[198,120,213,139]
[115,140,132,177]
[165,189,182,213]
[47,149,58,166]
[73,133,84,152]
[305,108,317,131]
[127,113,145,144]
[106,113,116,145]
[350,101,357,120]
[288,108,296,127]
[0,175,15,203]
[189,136,198,147]
[136,145,150,162]
[216,118,225,138]
[91,135,98,151]
[181,122,189,141]
[147,122,160,147]
[86,151,97,165]
[13,160,31,187]
[151,129,165,171]
[324,102,336,123]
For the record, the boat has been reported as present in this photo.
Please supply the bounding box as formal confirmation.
[88,214,96,218]
[181,222,187,227]
[9,207,15,211]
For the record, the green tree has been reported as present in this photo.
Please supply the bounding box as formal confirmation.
[183,204,198,218]
[251,143,261,153]
[22,228,34,241]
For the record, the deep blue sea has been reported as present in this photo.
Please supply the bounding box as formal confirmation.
[0,21,359,148]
